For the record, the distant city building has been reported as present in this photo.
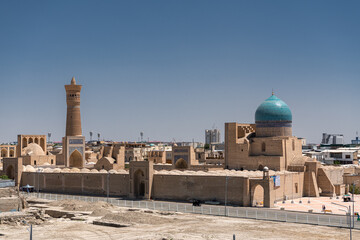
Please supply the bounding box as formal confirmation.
[322,149,358,164]
[205,129,220,145]
[303,150,324,162]
[351,137,360,145]
[175,142,204,148]
[321,133,344,145]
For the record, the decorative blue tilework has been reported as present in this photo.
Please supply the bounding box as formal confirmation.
[255,95,292,122]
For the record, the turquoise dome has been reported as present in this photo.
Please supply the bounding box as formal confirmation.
[255,95,292,122]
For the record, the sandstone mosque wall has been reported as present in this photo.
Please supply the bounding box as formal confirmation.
[21,172,130,197]
[20,170,304,206]
[151,173,303,205]
[152,175,249,205]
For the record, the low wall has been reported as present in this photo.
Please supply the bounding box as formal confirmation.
[0,197,22,212]
[0,180,15,188]
[21,172,129,197]
[0,187,23,212]
[190,165,224,171]
[153,165,173,171]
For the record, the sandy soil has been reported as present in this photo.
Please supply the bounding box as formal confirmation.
[48,199,114,211]
[0,199,359,240]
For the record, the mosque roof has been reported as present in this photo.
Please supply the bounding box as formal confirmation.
[255,94,292,122]
[23,143,45,156]
[100,157,115,164]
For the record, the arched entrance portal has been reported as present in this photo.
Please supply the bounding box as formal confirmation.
[251,184,264,207]
[134,169,145,198]
[23,138,28,148]
[1,148,7,157]
[175,158,188,169]
[69,150,83,168]
[40,138,45,151]
[6,165,15,180]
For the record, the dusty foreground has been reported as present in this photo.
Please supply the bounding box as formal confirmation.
[0,198,359,240]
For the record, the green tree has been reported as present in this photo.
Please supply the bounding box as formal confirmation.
[0,175,9,180]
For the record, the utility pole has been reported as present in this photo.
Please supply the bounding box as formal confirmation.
[350,205,352,240]
[23,220,32,240]
[308,167,311,203]
[291,173,294,203]
[331,202,352,240]
[352,180,359,230]
[225,176,228,216]
[37,169,40,198]
[107,172,110,203]
[353,182,355,230]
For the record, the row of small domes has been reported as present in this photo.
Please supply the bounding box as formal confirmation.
[22,165,127,174]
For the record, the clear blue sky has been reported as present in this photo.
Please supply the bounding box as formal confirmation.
[0,0,359,144]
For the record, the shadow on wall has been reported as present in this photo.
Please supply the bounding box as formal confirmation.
[134,169,145,198]
[175,158,188,169]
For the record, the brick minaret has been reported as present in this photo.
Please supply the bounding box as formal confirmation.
[65,77,82,136]
[62,77,85,168]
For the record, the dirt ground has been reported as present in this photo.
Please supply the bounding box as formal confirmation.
[0,198,359,240]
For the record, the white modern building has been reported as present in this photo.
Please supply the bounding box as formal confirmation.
[322,149,358,164]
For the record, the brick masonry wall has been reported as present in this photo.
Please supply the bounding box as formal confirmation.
[152,174,249,205]
[21,172,129,197]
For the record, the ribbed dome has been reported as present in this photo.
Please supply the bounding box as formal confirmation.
[255,95,292,122]
[23,143,45,156]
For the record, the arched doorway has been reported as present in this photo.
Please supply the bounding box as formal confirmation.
[251,184,264,207]
[35,138,39,144]
[40,138,45,151]
[28,138,33,144]
[1,148,7,157]
[23,138,28,148]
[175,158,188,169]
[6,165,15,180]
[9,149,14,157]
[134,169,145,198]
[69,150,83,167]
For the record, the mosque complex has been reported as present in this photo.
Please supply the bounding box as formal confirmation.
[0,78,349,208]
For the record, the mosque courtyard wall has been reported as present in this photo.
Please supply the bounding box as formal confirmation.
[152,174,250,205]
[21,172,130,197]
[19,170,304,207]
